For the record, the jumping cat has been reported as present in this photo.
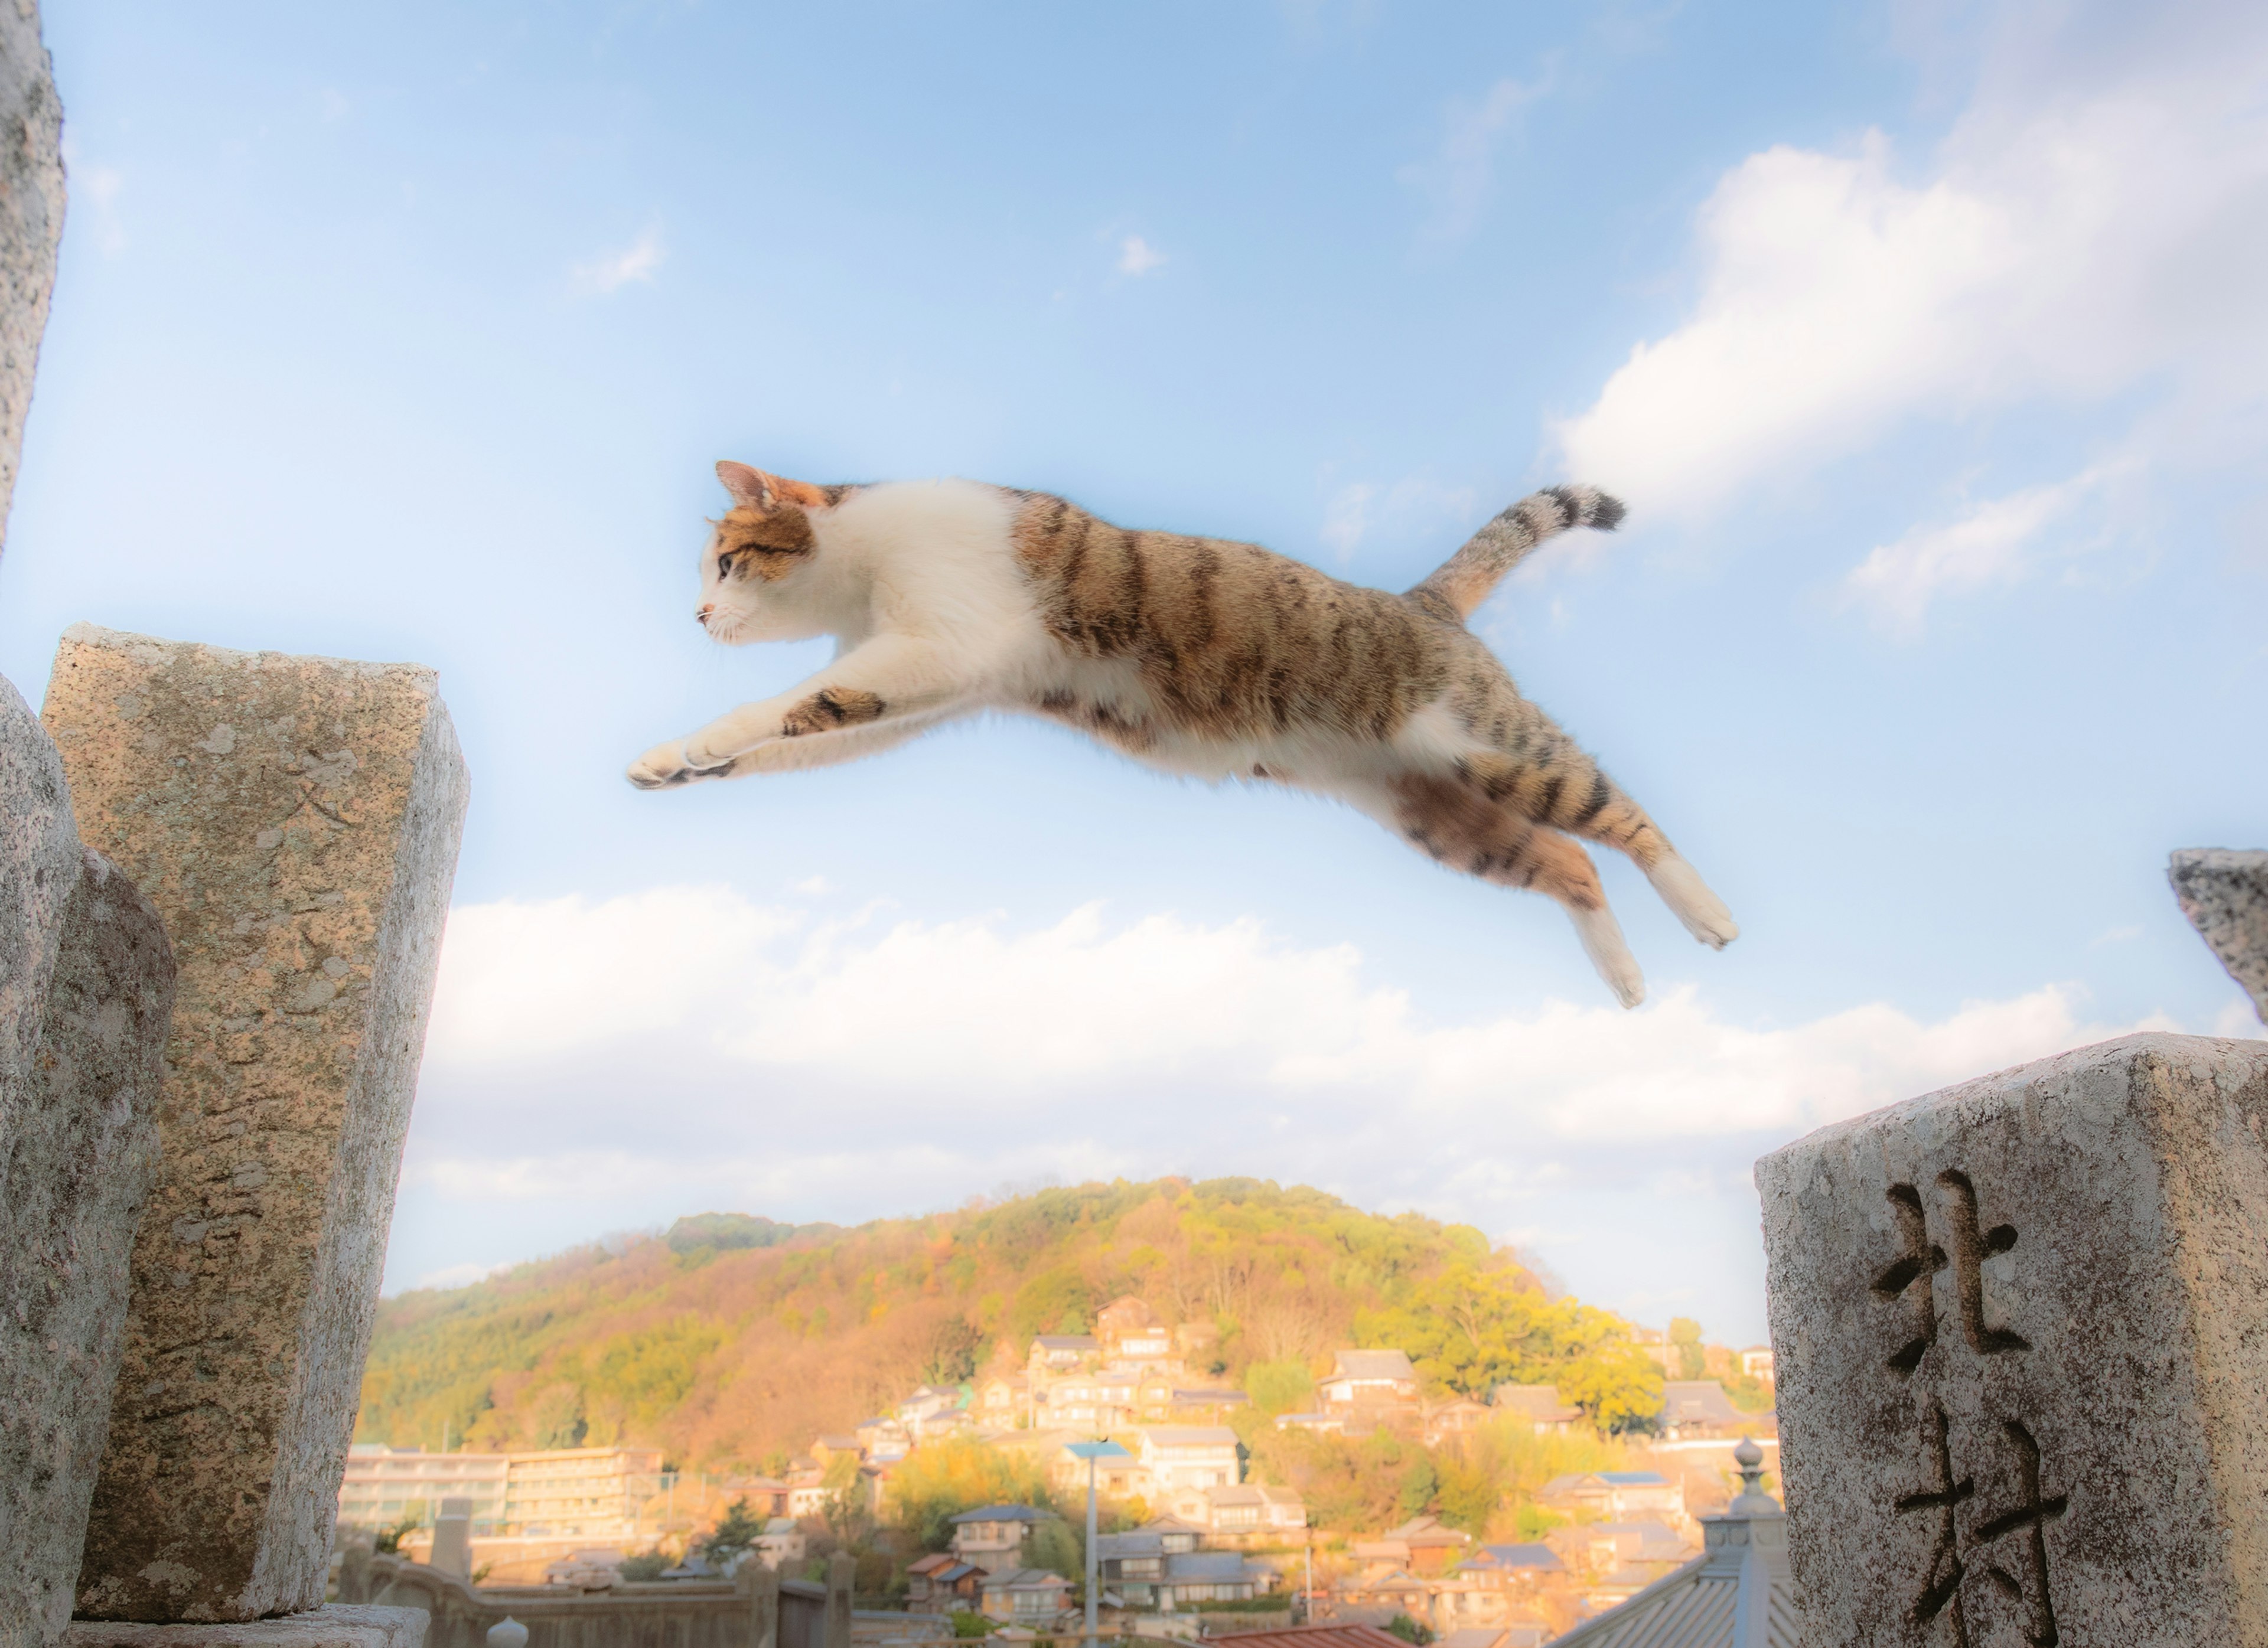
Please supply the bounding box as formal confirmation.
[629,461,1738,1006]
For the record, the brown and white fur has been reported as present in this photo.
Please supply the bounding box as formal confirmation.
[629,461,1738,1007]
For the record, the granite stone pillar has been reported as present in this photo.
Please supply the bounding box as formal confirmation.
[41,625,470,1624]
[1759,1033,2268,1647]
[2,676,175,1648]
[823,1554,850,1648]
[2171,849,2268,1024]
[0,0,65,564]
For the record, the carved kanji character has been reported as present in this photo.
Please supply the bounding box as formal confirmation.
[1872,1182,1947,1374]
[1936,1169,2028,1356]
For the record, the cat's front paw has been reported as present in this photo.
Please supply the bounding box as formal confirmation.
[627,740,734,790]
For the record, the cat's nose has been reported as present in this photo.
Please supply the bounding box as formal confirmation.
[696,604,715,627]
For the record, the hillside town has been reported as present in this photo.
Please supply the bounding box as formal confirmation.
[344,1295,1779,1643]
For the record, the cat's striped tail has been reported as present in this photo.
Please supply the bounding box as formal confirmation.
[1408,485,1624,621]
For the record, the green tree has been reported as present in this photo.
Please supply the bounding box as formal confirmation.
[922,1317,986,1387]
[1396,1455,1439,1521]
[1668,1318,1705,1382]
[699,1498,767,1569]
[1386,1614,1434,1644]
[1244,1359,1315,1417]
[1027,1518,1083,1584]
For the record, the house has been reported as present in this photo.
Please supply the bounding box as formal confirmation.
[855,1417,910,1456]
[1047,1440,1148,1500]
[1040,1367,1142,1430]
[1541,1438,1797,1647]
[1490,1385,1583,1434]
[1317,1350,1420,1411]
[1534,1471,1686,1525]
[1429,1546,1565,1632]
[1136,1426,1240,1494]
[1422,1396,1492,1446]
[1097,1297,1177,1366]
[810,1434,863,1466]
[1159,1551,1267,1606]
[1028,1334,1100,1375]
[1203,1483,1306,1534]
[981,1568,1075,1623]
[949,1504,1054,1573]
[979,1374,1031,1425]
[1739,1345,1776,1381]
[1168,1385,1250,1421]
[906,1553,988,1613]
[1658,1381,1749,1439]
[1379,1515,1472,1575]
[1626,1327,1679,1376]
[754,1517,806,1570]
[1271,1411,1342,1435]
[898,1385,967,1435]
[1455,1545,1563,1588]
[1207,1627,1407,1648]
[1094,1530,1171,1604]
[1544,1520,1697,1580]
[1334,1568,1432,1614]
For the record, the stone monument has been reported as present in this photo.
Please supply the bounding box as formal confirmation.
[2,677,175,1648]
[0,0,64,563]
[1759,1032,2268,1646]
[2170,849,2268,1023]
[41,625,470,1625]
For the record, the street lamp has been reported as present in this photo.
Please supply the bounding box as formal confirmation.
[1063,1440,1131,1648]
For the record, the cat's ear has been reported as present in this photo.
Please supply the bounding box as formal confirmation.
[717,461,829,511]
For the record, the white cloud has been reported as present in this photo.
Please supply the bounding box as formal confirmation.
[1117,235,1167,276]
[1842,468,2102,635]
[1321,484,1375,557]
[569,224,665,295]
[1554,5,2268,518]
[419,886,2162,1152]
[1400,72,1553,242]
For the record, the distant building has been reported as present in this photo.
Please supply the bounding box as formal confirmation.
[1657,1382,1749,1440]
[1534,1472,1685,1527]
[981,1568,1074,1623]
[1318,1350,1420,1411]
[754,1517,805,1570]
[1739,1346,1775,1382]
[1097,1297,1177,1366]
[979,1374,1031,1426]
[1136,1426,1241,1499]
[1491,1385,1584,1434]
[1539,1440,1797,1646]
[907,1552,986,1613]
[950,1504,1055,1574]
[1028,1334,1100,1375]
[337,1444,661,1542]
[1204,1483,1306,1535]
[1422,1396,1493,1446]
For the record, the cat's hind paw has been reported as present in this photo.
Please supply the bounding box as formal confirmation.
[1647,853,1739,949]
[1569,902,1646,1010]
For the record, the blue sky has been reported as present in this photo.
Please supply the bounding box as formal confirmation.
[4,0,2262,1349]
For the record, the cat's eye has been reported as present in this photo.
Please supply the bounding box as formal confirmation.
[715,551,738,580]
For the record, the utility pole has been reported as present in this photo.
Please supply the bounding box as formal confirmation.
[1064,1439,1129,1648]
[1303,1532,1314,1624]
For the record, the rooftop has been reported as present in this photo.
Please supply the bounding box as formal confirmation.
[1328,1349,1418,1381]
[950,1504,1052,1525]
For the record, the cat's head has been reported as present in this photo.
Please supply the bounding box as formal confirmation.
[696,461,849,644]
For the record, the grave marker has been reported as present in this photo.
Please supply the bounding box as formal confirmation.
[1760,1032,2268,1646]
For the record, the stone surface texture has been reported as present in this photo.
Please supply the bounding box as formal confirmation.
[0,0,64,560]
[2170,849,2268,1023]
[61,1608,428,1648]
[42,625,470,1624]
[1759,1032,2268,1648]
[2,675,175,1648]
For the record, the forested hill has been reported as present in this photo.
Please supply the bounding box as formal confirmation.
[357,1177,1660,1471]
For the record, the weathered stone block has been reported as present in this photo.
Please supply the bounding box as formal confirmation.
[62,1608,427,1648]
[3,676,175,1648]
[0,0,64,562]
[2171,849,2268,1024]
[1759,1032,2268,1648]
[42,625,470,1624]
